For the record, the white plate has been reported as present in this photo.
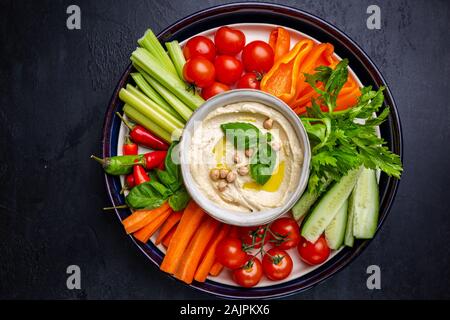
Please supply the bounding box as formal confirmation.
[117,23,369,288]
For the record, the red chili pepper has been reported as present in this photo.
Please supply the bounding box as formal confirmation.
[158,160,165,170]
[116,112,169,150]
[144,151,167,170]
[133,165,150,185]
[120,174,136,194]
[123,136,138,155]
[125,174,135,188]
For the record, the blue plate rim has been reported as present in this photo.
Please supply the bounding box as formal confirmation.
[101,2,403,299]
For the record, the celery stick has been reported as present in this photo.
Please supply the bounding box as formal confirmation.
[166,41,186,80]
[144,74,193,121]
[119,87,182,135]
[123,104,172,143]
[131,47,204,110]
[126,85,185,129]
[130,72,184,123]
[138,29,178,77]
[130,72,171,109]
[135,66,192,121]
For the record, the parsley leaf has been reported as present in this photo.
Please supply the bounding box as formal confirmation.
[301,60,403,192]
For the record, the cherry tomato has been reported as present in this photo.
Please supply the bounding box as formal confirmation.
[238,225,270,249]
[183,36,216,61]
[262,248,293,281]
[242,41,274,73]
[270,217,301,250]
[214,26,246,55]
[233,257,263,288]
[201,82,230,100]
[298,235,331,265]
[183,57,215,88]
[215,238,248,269]
[214,55,243,85]
[237,72,261,89]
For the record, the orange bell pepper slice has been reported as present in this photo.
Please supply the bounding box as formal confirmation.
[335,74,361,111]
[293,57,361,113]
[260,39,314,104]
[294,43,335,99]
[269,27,291,62]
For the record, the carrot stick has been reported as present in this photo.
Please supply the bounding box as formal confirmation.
[194,224,230,282]
[122,202,170,234]
[209,261,224,277]
[174,216,221,284]
[133,208,172,243]
[155,211,183,245]
[160,200,205,274]
[162,226,177,248]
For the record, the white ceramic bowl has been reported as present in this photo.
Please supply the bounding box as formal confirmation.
[179,89,311,226]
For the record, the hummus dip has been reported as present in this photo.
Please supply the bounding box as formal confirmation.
[189,102,303,212]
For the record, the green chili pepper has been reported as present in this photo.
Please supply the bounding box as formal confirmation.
[90,154,143,175]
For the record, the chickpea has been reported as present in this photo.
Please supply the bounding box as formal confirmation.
[245,148,253,158]
[226,171,237,183]
[263,118,274,130]
[217,180,227,192]
[219,169,229,179]
[210,169,220,181]
[238,166,249,176]
[233,153,240,164]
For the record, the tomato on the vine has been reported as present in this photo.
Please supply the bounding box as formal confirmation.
[298,235,330,265]
[215,238,248,270]
[270,217,301,250]
[183,57,215,88]
[262,248,293,281]
[233,257,263,288]
[183,36,216,61]
[237,72,261,89]
[214,55,243,85]
[242,40,274,73]
[214,26,246,55]
[201,82,230,100]
[238,225,270,249]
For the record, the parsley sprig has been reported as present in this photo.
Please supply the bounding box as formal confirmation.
[301,59,403,192]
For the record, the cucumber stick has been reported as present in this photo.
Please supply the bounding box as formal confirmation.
[325,199,348,249]
[344,189,356,247]
[292,178,331,221]
[301,167,361,243]
[352,168,379,239]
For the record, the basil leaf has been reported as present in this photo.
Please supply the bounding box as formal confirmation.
[156,169,182,192]
[221,122,259,150]
[148,180,173,198]
[249,142,277,185]
[147,170,159,182]
[165,142,180,181]
[168,188,191,211]
[125,182,166,210]
[221,122,277,185]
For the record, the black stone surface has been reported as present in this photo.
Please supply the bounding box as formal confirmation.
[0,0,449,299]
